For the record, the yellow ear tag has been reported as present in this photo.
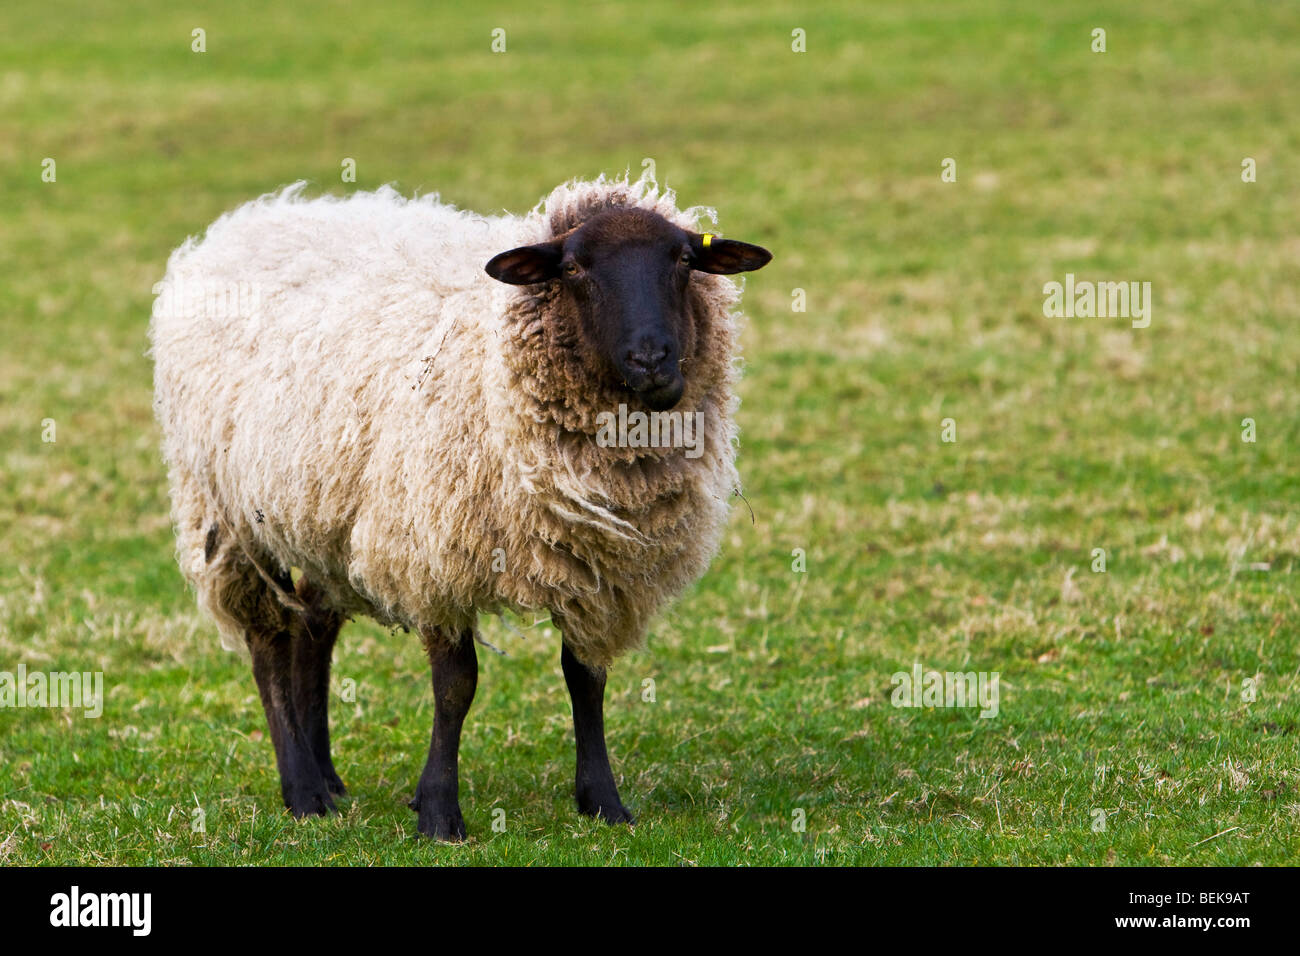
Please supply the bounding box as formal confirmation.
[702,233,714,247]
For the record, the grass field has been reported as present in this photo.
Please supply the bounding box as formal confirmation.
[2,0,1298,865]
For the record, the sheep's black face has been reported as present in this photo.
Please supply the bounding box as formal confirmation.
[485,207,771,412]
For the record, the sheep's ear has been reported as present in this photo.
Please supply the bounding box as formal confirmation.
[485,240,565,285]
[689,233,772,275]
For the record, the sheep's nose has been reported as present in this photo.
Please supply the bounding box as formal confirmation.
[625,346,670,375]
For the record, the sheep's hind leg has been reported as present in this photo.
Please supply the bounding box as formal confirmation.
[561,641,634,825]
[289,576,346,797]
[411,627,477,841]
[244,574,336,818]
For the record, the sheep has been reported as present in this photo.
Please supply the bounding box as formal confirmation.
[149,174,772,840]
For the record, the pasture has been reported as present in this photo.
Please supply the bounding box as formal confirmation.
[1,0,1297,864]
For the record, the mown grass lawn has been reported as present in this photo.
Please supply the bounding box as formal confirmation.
[1,0,1297,865]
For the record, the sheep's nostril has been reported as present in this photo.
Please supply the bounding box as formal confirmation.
[625,347,670,375]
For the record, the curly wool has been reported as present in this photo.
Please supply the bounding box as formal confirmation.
[150,174,744,666]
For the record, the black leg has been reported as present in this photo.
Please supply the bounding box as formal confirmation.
[561,641,634,824]
[247,625,336,817]
[412,627,477,841]
[290,579,345,796]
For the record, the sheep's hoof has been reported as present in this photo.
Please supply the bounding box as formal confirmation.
[577,790,635,826]
[593,803,636,826]
[323,772,347,798]
[416,809,468,843]
[410,792,468,842]
[284,784,337,818]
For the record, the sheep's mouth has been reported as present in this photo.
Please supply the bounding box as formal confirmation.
[624,369,685,411]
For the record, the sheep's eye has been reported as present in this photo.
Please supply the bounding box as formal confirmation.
[679,251,692,266]
[563,262,581,277]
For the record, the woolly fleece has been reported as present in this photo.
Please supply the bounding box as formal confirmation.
[150,175,746,666]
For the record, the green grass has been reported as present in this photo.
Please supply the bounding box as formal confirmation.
[2,0,1298,865]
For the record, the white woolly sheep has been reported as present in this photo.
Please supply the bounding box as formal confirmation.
[149,174,771,840]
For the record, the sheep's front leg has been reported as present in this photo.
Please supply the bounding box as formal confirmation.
[412,628,477,841]
[561,641,634,825]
